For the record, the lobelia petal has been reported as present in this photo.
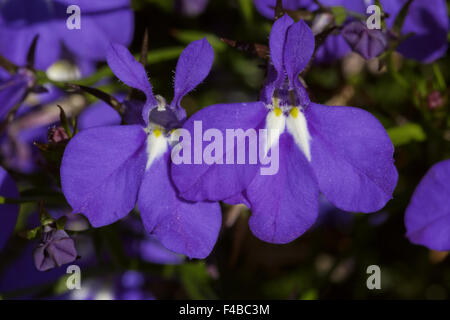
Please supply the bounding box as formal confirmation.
[405,160,450,251]
[0,0,133,70]
[170,38,214,113]
[0,72,30,120]
[381,0,448,63]
[58,0,134,61]
[0,0,61,69]
[314,33,351,64]
[77,100,122,130]
[269,14,294,87]
[123,100,147,126]
[223,192,251,208]
[61,125,147,227]
[171,102,267,202]
[106,43,156,122]
[306,103,398,213]
[246,133,319,244]
[283,19,315,88]
[138,151,221,259]
[0,167,19,251]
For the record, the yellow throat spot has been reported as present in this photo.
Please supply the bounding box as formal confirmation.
[274,107,283,117]
[153,129,162,137]
[290,107,299,119]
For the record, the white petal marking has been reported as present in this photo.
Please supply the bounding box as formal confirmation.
[146,129,169,170]
[286,107,312,161]
[264,108,286,156]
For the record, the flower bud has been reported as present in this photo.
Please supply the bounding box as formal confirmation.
[33,228,77,271]
[342,21,389,60]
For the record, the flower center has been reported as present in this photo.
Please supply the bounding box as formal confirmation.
[264,95,312,162]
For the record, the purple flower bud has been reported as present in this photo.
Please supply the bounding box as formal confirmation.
[342,21,389,60]
[47,126,69,143]
[33,228,77,271]
[427,91,444,110]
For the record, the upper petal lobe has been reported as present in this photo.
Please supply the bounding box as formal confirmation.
[171,38,214,111]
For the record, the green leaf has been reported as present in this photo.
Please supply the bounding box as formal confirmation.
[238,0,254,23]
[387,123,427,146]
[18,226,42,240]
[56,216,68,230]
[145,47,184,64]
[178,261,216,299]
[432,63,446,91]
[299,289,318,300]
[173,30,227,52]
[331,6,347,26]
[57,105,72,138]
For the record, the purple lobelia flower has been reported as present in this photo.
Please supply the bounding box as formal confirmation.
[405,160,450,251]
[33,227,77,271]
[253,0,449,63]
[171,16,398,244]
[0,0,134,71]
[0,69,35,121]
[60,39,221,259]
[0,166,19,251]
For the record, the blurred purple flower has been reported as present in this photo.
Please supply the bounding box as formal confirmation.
[172,16,397,244]
[0,69,35,121]
[176,0,209,17]
[254,0,449,63]
[64,271,155,300]
[0,0,134,71]
[0,166,19,252]
[405,160,450,251]
[0,229,96,297]
[342,21,389,59]
[315,196,354,230]
[117,271,155,300]
[61,39,221,259]
[77,100,122,130]
[140,236,184,265]
[119,215,185,264]
[0,94,123,174]
[33,227,77,271]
